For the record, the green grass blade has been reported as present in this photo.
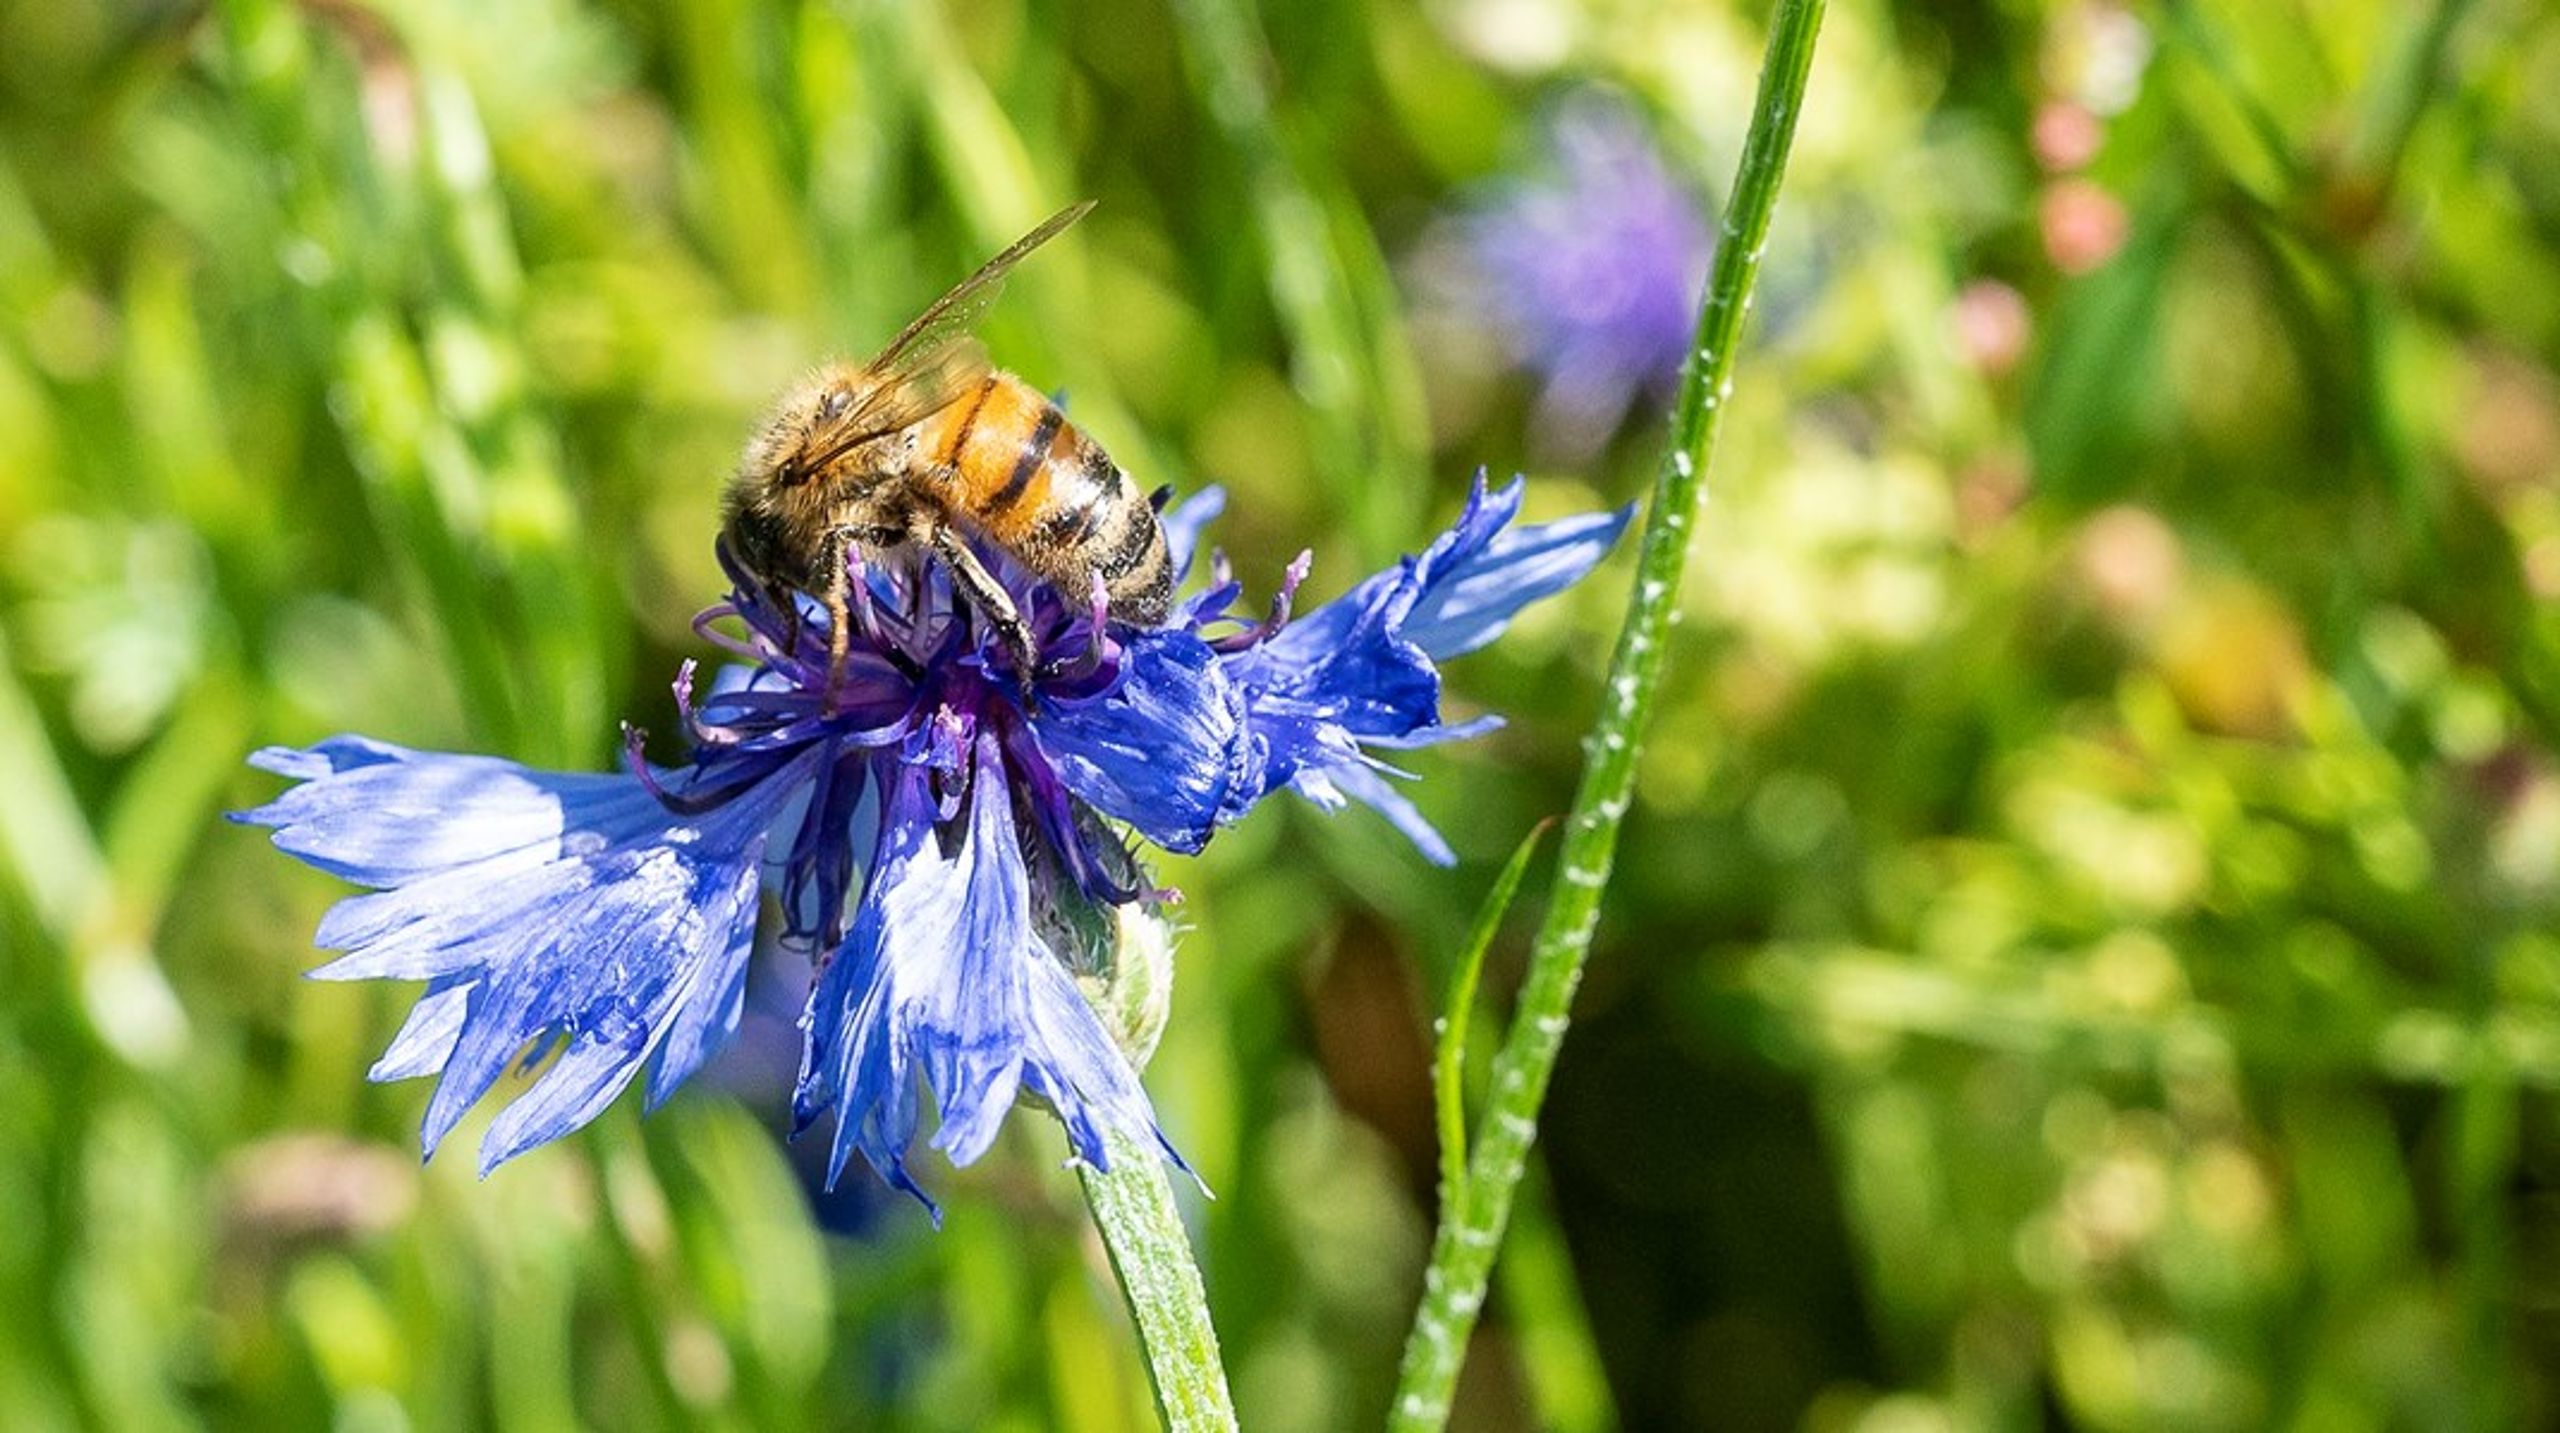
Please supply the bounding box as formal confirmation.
[1167,0,1426,561]
[1433,818,1551,1209]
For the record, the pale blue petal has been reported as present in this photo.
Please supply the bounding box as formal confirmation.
[236,737,660,887]
[647,867,763,1110]
[239,739,811,1170]
[1018,953,1189,1175]
[916,754,1035,1169]
[368,975,471,1082]
[1318,761,1458,866]
[1363,715,1507,750]
[797,764,976,1204]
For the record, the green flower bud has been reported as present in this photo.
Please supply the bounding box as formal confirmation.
[1079,900,1176,1069]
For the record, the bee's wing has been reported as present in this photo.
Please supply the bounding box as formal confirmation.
[830,335,994,443]
[834,200,1095,439]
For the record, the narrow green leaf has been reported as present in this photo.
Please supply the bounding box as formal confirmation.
[1434,818,1553,1209]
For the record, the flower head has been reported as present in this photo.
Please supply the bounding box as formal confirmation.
[237,477,1627,1210]
[1457,96,1712,456]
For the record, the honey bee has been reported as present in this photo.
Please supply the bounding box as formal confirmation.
[723,201,1172,682]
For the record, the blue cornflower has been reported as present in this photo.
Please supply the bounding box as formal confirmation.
[237,476,1627,1210]
[1459,96,1712,456]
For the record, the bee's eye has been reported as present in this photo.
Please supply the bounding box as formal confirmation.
[776,456,806,486]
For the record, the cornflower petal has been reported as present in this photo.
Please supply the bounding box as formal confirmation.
[1024,472,1627,861]
[1198,474,1628,856]
[1264,474,1631,670]
[239,736,659,886]
[1401,504,1635,659]
[1318,760,1459,866]
[1159,486,1227,581]
[1030,628,1256,853]
[233,739,811,1173]
[794,764,965,1207]
[793,738,1174,1215]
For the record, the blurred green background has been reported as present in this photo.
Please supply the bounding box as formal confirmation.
[4,0,2559,1428]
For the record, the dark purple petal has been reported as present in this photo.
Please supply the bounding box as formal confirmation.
[1004,725,1144,903]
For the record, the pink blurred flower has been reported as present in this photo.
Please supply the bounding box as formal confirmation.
[2041,179,2129,274]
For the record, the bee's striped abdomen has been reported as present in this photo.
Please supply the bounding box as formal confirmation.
[933,373,1004,469]
[925,370,1173,625]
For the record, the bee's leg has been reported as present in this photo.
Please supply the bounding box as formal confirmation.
[774,580,803,655]
[926,524,1039,696]
[819,530,856,700]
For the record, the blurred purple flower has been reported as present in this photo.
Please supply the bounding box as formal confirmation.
[236,477,1627,1211]
[1460,97,1712,455]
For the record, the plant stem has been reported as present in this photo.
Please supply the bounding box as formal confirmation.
[1384,2,1829,1427]
[1079,1132,1238,1432]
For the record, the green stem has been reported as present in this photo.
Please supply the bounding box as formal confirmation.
[1384,2,1828,1427]
[1079,1132,1238,1432]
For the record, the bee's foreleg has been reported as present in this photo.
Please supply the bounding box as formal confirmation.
[927,524,1039,698]
[762,573,803,657]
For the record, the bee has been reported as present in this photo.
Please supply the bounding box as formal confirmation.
[723,201,1173,683]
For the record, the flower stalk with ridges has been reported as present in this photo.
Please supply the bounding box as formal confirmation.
[1388,3,1831,1427]
[1080,1129,1239,1432]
